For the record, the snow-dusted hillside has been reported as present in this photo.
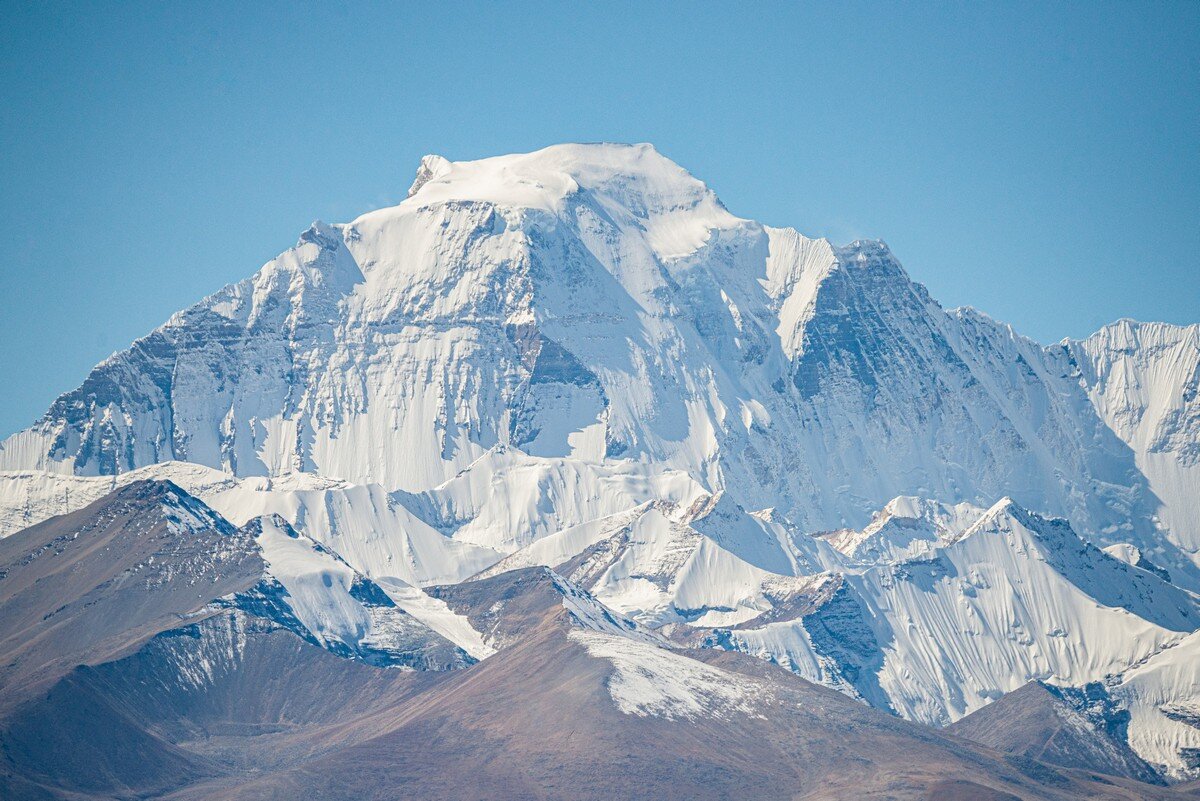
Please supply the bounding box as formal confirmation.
[0,143,1197,782]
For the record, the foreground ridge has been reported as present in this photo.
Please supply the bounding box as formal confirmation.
[0,490,1177,799]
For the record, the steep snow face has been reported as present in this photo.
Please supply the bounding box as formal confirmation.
[1067,320,1200,565]
[720,499,1199,725]
[1111,630,1200,779]
[249,515,388,655]
[816,495,986,566]
[231,514,472,669]
[0,462,500,586]
[550,570,665,644]
[1,143,1186,588]
[479,500,837,629]
[374,576,495,660]
[400,444,709,553]
[201,477,501,585]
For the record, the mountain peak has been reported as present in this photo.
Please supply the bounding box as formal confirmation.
[392,143,742,256]
[407,153,452,197]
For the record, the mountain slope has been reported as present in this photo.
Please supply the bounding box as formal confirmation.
[948,681,1163,784]
[712,498,1199,724]
[1067,320,1200,564]
[0,480,262,709]
[0,489,1188,799]
[161,570,1170,800]
[0,609,439,801]
[953,630,1200,783]
[0,462,501,584]
[1,143,1194,586]
[227,514,472,669]
[1110,629,1200,780]
[0,480,471,716]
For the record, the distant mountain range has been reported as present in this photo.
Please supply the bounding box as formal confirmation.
[1,144,1197,798]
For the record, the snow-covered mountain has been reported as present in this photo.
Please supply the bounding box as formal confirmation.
[226,513,474,669]
[714,498,1197,725]
[0,479,471,707]
[1,143,1198,786]
[3,144,1194,575]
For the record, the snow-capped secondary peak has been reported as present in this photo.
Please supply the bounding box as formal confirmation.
[953,496,1019,539]
[818,495,986,563]
[720,494,1199,726]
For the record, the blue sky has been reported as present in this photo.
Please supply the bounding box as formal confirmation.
[1,1,1197,437]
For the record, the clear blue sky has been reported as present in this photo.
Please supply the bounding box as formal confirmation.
[1,1,1197,437]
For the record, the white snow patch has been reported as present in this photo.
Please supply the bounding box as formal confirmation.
[569,629,771,721]
[375,577,495,660]
[1102,542,1143,568]
[254,516,372,648]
